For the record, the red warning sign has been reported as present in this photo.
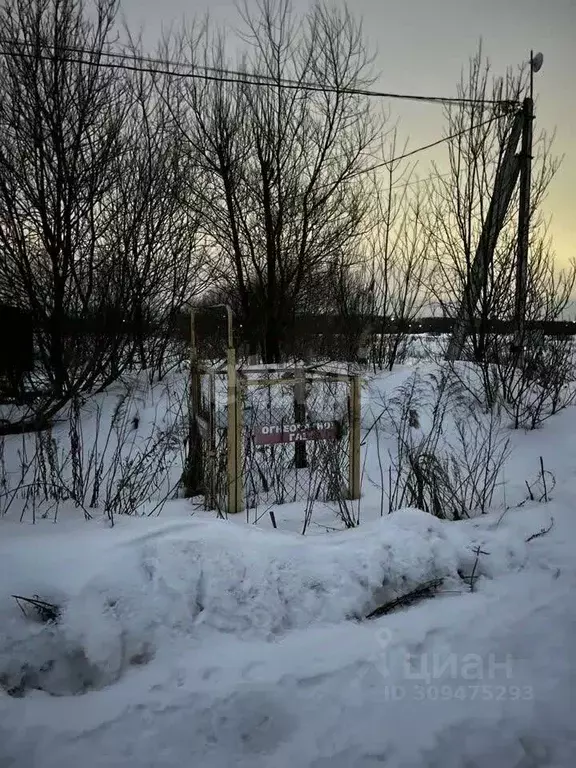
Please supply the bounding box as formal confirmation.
[253,421,340,445]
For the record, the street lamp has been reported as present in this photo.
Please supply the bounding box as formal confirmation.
[531,52,543,73]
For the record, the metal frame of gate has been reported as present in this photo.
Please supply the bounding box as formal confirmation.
[194,363,361,515]
[187,307,361,515]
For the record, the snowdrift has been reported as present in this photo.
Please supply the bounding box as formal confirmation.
[1,499,574,768]
[0,508,529,696]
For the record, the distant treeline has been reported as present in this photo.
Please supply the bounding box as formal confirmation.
[172,313,576,344]
[3,303,576,375]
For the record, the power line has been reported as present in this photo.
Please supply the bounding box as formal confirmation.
[355,113,510,177]
[0,40,515,189]
[312,112,512,192]
[0,38,302,87]
[391,171,452,190]
[0,40,519,108]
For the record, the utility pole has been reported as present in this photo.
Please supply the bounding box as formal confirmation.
[446,51,543,363]
[445,109,523,361]
[513,51,540,357]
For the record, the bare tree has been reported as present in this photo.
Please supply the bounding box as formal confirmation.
[367,147,433,370]
[104,50,210,379]
[426,47,576,425]
[0,0,211,431]
[157,0,382,362]
[0,0,128,403]
[426,47,564,364]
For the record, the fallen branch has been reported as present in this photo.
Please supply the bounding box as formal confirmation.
[461,545,490,593]
[525,517,554,543]
[12,594,60,623]
[365,578,444,619]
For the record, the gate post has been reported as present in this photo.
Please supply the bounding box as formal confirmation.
[205,372,217,509]
[182,308,203,497]
[294,368,307,469]
[227,346,244,514]
[348,375,361,499]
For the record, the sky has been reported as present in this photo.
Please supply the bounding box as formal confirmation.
[119,0,576,267]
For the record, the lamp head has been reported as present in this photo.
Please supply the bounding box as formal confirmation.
[531,52,544,73]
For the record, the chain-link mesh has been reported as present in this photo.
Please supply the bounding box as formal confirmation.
[198,370,229,513]
[196,368,353,514]
[241,375,350,510]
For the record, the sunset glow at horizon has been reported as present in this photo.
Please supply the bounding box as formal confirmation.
[125,0,575,267]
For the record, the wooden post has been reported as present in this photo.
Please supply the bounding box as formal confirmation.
[357,325,371,370]
[235,373,243,512]
[348,375,361,499]
[226,345,243,514]
[182,308,203,497]
[205,372,217,509]
[446,108,524,362]
[294,368,307,469]
[514,96,534,359]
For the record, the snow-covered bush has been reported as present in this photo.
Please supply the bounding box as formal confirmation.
[0,374,188,522]
[446,336,576,431]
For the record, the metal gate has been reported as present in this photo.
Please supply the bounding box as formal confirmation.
[196,364,229,512]
[240,369,360,513]
[187,313,361,516]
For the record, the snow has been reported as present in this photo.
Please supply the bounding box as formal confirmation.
[1,364,576,766]
[0,509,477,693]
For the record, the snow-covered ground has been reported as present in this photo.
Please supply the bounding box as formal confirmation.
[1,363,575,767]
